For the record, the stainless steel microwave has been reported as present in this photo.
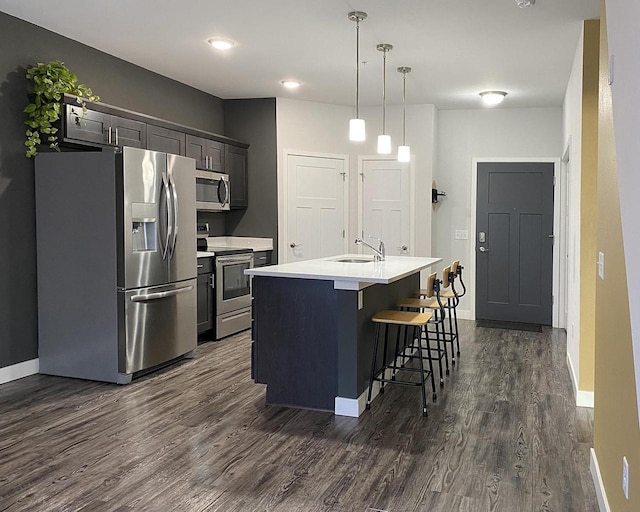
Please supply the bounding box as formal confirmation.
[195,171,230,211]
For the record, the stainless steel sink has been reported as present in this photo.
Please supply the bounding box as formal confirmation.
[330,257,373,263]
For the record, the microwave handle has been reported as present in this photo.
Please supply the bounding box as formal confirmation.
[217,178,224,204]
[222,178,230,207]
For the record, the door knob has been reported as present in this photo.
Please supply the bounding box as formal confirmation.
[397,245,408,251]
[290,242,303,248]
[478,246,489,252]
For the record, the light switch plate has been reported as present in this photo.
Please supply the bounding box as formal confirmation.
[455,230,469,240]
[598,252,605,280]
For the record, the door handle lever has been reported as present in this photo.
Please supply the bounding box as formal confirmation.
[478,246,489,252]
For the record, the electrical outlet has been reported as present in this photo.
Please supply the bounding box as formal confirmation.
[623,456,629,499]
[598,252,605,280]
[454,230,469,240]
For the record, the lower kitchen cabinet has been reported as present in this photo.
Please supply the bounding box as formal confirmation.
[197,258,214,334]
[253,250,272,267]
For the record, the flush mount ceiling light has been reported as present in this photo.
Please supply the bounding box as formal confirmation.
[281,80,302,89]
[479,90,507,106]
[207,38,235,50]
[376,43,393,154]
[397,66,412,163]
[515,0,536,7]
[348,11,367,142]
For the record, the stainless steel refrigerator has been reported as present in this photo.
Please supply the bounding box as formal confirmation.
[35,147,197,384]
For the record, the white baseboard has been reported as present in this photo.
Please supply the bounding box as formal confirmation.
[566,352,594,408]
[456,309,472,320]
[0,358,39,385]
[590,448,611,512]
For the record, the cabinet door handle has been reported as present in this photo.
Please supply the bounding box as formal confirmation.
[115,128,119,146]
[108,126,112,145]
[209,275,215,289]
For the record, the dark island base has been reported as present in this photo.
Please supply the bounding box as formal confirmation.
[251,273,420,414]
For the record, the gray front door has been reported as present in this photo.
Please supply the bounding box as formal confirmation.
[476,162,554,324]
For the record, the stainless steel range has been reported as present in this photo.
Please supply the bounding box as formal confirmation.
[214,250,253,338]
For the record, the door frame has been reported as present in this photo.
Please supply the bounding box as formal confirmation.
[279,149,350,263]
[357,155,416,256]
[470,157,562,326]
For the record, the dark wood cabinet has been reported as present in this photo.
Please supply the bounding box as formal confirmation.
[64,106,146,149]
[65,106,109,145]
[253,251,272,267]
[147,125,186,155]
[109,116,146,149]
[225,145,248,209]
[197,258,214,334]
[186,135,224,172]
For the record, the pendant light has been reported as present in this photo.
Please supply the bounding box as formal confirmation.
[397,66,411,162]
[376,43,393,154]
[348,11,367,142]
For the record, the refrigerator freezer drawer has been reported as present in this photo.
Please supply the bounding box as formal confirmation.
[216,307,251,339]
[120,279,197,374]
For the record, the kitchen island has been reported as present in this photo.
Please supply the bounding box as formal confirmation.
[246,254,441,417]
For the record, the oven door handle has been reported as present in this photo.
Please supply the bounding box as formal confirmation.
[216,256,254,266]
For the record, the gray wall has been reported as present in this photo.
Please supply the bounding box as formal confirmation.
[223,99,278,261]
[0,12,225,369]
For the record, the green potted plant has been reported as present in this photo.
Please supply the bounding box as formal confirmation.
[23,60,99,158]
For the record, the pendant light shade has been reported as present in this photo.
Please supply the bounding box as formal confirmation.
[397,66,412,162]
[348,11,367,142]
[376,43,393,154]
[377,135,392,154]
[397,145,411,163]
[350,118,366,141]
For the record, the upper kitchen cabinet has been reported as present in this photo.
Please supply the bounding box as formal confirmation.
[65,105,146,149]
[186,135,224,172]
[225,145,248,209]
[147,125,186,156]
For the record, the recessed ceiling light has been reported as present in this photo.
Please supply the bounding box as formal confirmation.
[479,90,507,106]
[515,0,536,7]
[208,38,235,50]
[281,80,302,89]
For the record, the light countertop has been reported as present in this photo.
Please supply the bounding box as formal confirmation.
[207,237,273,251]
[245,254,442,290]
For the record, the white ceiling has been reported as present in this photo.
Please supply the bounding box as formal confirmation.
[0,0,599,109]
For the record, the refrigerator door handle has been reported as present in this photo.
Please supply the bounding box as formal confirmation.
[168,173,179,260]
[160,173,172,260]
[130,285,194,302]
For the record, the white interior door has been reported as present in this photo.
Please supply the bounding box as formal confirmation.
[359,157,412,257]
[286,154,348,262]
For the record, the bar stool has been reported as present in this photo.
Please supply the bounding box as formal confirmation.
[416,264,460,366]
[450,260,467,358]
[396,293,448,387]
[365,310,435,417]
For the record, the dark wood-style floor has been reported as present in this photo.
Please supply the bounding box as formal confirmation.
[0,321,598,512]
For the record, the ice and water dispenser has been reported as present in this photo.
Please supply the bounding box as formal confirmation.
[131,202,158,252]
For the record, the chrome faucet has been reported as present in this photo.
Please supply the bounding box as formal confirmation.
[355,236,385,261]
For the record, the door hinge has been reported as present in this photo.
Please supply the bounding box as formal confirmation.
[553,176,556,186]
[552,295,555,305]
[342,229,345,238]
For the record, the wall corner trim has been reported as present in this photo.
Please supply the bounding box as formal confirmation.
[0,358,39,385]
[590,448,611,512]
[567,352,595,408]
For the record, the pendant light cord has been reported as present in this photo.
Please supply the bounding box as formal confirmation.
[382,49,387,135]
[356,19,360,119]
[402,71,406,144]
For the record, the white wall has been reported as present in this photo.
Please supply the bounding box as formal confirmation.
[606,0,640,426]
[563,28,585,396]
[434,107,563,316]
[276,97,437,274]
